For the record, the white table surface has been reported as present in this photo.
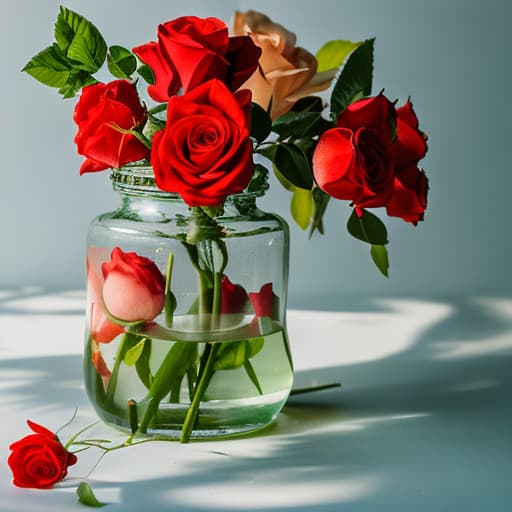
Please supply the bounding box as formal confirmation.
[0,289,511,511]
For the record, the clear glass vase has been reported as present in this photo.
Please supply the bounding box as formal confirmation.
[84,164,292,441]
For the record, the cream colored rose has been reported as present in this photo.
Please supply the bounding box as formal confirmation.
[232,10,337,119]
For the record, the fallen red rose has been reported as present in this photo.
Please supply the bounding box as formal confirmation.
[8,420,77,489]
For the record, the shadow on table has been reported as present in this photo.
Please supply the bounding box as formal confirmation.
[0,296,511,511]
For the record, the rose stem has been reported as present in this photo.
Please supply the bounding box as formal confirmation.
[105,333,131,404]
[180,343,219,443]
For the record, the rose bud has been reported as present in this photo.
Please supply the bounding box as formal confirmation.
[232,10,337,119]
[101,247,165,322]
[8,420,77,489]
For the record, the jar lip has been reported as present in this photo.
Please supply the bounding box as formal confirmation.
[111,162,269,200]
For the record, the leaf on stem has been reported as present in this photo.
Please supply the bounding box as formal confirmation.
[251,102,272,143]
[370,244,389,277]
[123,338,147,366]
[291,187,314,230]
[346,209,388,245]
[107,45,137,78]
[330,39,374,121]
[316,40,361,72]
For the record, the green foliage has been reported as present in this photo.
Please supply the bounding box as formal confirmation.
[23,6,107,98]
[22,44,72,87]
[274,143,313,190]
[107,45,137,78]
[316,40,361,72]
[124,338,147,366]
[347,208,388,245]
[371,244,389,277]
[251,102,272,143]
[135,338,153,389]
[309,188,330,237]
[291,96,324,113]
[76,482,106,507]
[330,38,374,120]
[55,6,107,72]
[272,111,332,139]
[137,64,155,85]
[291,188,314,230]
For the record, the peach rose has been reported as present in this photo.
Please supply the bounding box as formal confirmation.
[232,10,337,119]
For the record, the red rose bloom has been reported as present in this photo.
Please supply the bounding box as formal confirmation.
[8,420,77,489]
[387,99,429,224]
[151,79,254,206]
[74,80,149,175]
[313,95,396,208]
[102,247,165,322]
[133,16,261,102]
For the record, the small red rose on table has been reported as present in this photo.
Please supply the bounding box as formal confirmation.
[8,420,77,489]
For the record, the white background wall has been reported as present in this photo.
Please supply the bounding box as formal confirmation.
[1,0,511,308]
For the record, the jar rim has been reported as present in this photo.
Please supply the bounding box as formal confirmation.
[111,162,269,201]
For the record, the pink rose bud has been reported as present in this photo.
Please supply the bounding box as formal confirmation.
[102,247,165,322]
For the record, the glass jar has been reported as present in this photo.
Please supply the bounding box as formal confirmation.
[84,164,292,441]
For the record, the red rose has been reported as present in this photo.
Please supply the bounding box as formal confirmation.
[133,16,261,102]
[102,247,165,322]
[74,80,149,175]
[313,95,396,208]
[387,99,429,224]
[386,165,429,225]
[151,79,254,206]
[8,420,77,489]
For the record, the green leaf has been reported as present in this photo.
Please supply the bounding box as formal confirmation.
[272,111,332,139]
[22,44,71,88]
[58,69,96,98]
[309,188,330,237]
[291,187,314,230]
[371,244,389,277]
[273,166,294,191]
[124,338,147,366]
[347,209,388,245]
[76,482,106,508]
[251,102,272,143]
[244,360,263,395]
[330,38,374,120]
[137,64,155,85]
[56,6,107,72]
[214,341,247,371]
[135,338,153,389]
[291,96,324,113]
[246,337,264,358]
[274,143,313,190]
[107,45,137,78]
[316,40,361,73]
